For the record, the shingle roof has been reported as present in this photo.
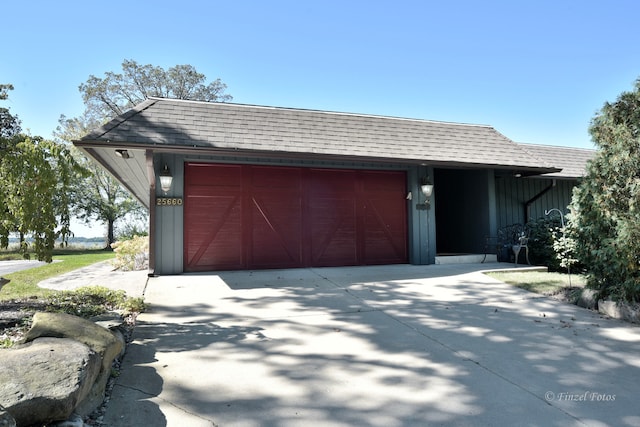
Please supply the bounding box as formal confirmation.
[80,97,558,173]
[519,143,596,178]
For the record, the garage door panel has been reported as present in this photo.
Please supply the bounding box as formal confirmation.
[363,197,407,263]
[184,163,407,271]
[252,166,302,190]
[309,169,356,195]
[362,170,406,192]
[190,234,243,270]
[250,196,303,268]
[361,171,408,264]
[187,163,242,187]
[310,198,358,266]
[185,194,243,270]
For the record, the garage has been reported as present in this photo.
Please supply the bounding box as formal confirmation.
[184,162,408,271]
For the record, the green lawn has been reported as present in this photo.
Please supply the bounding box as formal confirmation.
[0,250,115,301]
[486,270,586,295]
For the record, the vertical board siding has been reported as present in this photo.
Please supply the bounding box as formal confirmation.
[495,175,576,230]
[155,156,184,275]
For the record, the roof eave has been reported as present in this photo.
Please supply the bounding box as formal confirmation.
[74,139,561,175]
[75,144,151,209]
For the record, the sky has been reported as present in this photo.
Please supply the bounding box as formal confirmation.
[3,0,640,235]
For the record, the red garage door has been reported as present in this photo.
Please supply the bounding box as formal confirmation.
[184,163,407,271]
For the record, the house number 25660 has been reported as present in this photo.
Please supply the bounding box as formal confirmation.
[156,198,183,206]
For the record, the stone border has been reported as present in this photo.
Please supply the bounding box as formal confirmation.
[597,299,640,324]
[0,312,130,426]
[485,267,640,325]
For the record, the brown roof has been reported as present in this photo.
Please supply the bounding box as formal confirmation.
[80,97,559,173]
[519,143,596,178]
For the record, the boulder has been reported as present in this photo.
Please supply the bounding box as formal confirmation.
[0,277,9,292]
[23,312,125,416]
[576,288,599,310]
[0,405,16,427]
[599,300,640,324]
[90,311,125,331]
[0,337,100,426]
[48,413,84,427]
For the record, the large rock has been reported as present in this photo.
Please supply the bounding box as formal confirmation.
[576,288,599,310]
[0,277,10,291]
[23,312,125,416]
[599,300,640,323]
[0,337,100,426]
[0,406,16,427]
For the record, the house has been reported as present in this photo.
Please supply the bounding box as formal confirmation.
[496,143,595,228]
[75,97,594,275]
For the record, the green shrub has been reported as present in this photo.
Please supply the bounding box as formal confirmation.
[111,235,149,271]
[122,296,146,313]
[44,286,145,317]
[115,222,148,241]
[568,78,640,302]
[526,217,562,270]
[551,224,579,272]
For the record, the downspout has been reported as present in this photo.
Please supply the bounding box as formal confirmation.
[146,149,156,276]
[524,179,556,223]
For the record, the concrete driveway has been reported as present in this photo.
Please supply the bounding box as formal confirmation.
[104,264,640,426]
[0,260,48,276]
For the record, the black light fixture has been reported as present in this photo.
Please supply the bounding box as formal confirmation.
[115,149,130,159]
[159,164,173,194]
[416,176,434,210]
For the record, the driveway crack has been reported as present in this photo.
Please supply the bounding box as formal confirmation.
[113,383,219,426]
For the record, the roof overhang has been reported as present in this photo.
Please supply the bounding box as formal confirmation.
[74,144,154,209]
[75,140,561,209]
[74,98,563,205]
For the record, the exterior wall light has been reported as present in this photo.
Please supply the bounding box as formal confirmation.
[421,183,434,198]
[115,149,130,159]
[416,177,434,210]
[159,164,173,194]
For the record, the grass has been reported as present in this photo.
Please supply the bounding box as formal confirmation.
[486,270,587,295]
[0,249,145,348]
[0,249,116,301]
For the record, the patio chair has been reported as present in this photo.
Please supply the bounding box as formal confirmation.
[512,232,530,266]
[482,236,501,262]
[484,224,531,264]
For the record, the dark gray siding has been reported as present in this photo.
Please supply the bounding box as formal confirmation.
[495,175,577,229]
[154,155,184,275]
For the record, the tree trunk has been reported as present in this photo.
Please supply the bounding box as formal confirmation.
[107,219,115,247]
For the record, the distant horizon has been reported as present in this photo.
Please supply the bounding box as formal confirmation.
[7,235,106,243]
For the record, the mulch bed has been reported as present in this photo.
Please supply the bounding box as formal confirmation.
[0,299,45,345]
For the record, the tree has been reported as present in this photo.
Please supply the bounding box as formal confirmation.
[79,59,232,118]
[1,84,21,138]
[0,85,83,262]
[55,114,147,245]
[58,60,232,245]
[567,78,640,302]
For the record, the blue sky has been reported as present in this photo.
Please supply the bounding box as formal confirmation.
[4,0,640,151]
